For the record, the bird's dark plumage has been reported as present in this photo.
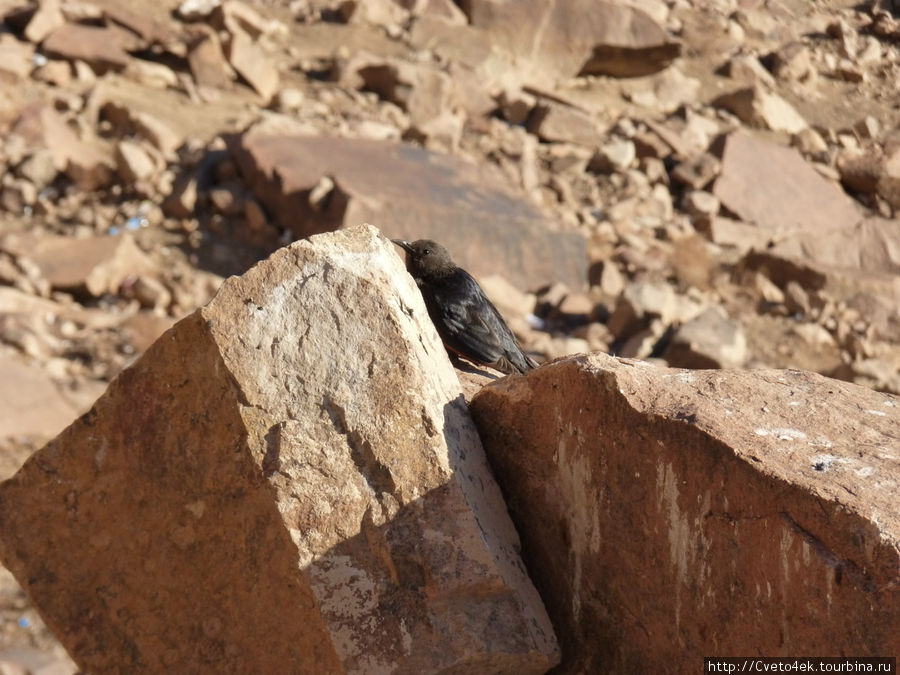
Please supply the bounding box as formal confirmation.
[393,239,538,375]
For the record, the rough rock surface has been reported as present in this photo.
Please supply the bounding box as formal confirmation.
[470,353,899,673]
[230,133,588,291]
[0,226,558,674]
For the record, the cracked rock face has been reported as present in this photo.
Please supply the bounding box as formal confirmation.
[0,225,558,674]
[470,353,900,673]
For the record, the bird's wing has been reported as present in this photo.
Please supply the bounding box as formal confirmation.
[431,271,522,366]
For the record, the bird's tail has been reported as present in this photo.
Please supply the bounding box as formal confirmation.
[496,349,539,375]
[523,352,540,370]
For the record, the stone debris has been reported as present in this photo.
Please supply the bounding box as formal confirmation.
[131,111,184,158]
[102,5,175,47]
[670,152,721,190]
[701,217,773,252]
[338,53,455,142]
[498,87,536,125]
[683,190,720,220]
[590,139,637,173]
[607,280,679,339]
[125,58,179,89]
[880,147,900,210]
[0,34,35,80]
[768,217,900,277]
[767,42,816,83]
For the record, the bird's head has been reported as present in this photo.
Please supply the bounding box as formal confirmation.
[391,239,455,278]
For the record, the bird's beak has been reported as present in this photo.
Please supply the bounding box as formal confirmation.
[391,239,414,254]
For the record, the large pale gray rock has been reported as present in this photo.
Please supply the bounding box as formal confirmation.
[229,132,588,291]
[470,353,900,672]
[0,225,558,674]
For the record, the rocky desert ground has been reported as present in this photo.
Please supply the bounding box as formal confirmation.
[0,0,899,671]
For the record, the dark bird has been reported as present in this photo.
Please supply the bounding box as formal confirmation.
[392,238,538,375]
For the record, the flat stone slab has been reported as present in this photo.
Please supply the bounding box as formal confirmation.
[714,131,862,239]
[230,133,588,291]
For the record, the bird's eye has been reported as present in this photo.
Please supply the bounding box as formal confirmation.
[423,248,430,255]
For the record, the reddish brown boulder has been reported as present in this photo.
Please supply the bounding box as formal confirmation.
[470,354,900,672]
[0,226,558,673]
[229,132,588,291]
